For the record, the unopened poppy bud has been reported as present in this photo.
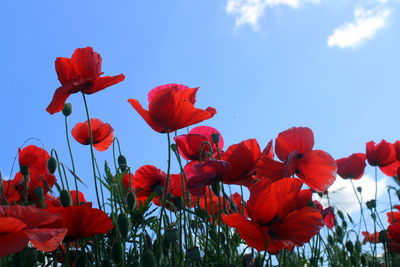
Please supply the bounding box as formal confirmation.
[47,157,57,174]
[60,189,72,207]
[165,228,178,243]
[366,199,376,210]
[126,192,136,212]
[337,210,345,220]
[111,242,122,264]
[211,182,220,196]
[117,213,130,240]
[75,252,88,267]
[62,103,72,116]
[140,249,156,267]
[153,185,164,196]
[342,220,347,229]
[336,226,343,241]
[20,165,29,176]
[211,133,220,144]
[187,246,201,262]
[379,230,388,243]
[357,186,362,193]
[117,155,127,172]
[170,143,178,153]
[34,187,44,202]
[355,240,362,253]
[345,240,354,252]
[361,255,367,266]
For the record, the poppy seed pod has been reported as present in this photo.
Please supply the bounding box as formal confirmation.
[140,249,156,267]
[366,199,376,210]
[118,155,127,172]
[117,213,130,240]
[170,143,178,153]
[20,165,29,176]
[60,189,72,207]
[211,133,220,144]
[47,157,57,174]
[126,192,136,212]
[62,103,72,116]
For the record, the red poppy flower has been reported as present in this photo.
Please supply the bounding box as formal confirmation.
[256,127,337,192]
[222,178,324,253]
[19,145,50,174]
[71,118,114,151]
[362,231,381,245]
[0,205,67,257]
[46,204,113,242]
[366,140,400,176]
[184,160,230,196]
[199,187,229,219]
[336,153,366,180]
[128,84,216,133]
[388,223,400,252]
[221,139,261,186]
[387,205,400,224]
[122,165,166,199]
[46,47,125,114]
[174,126,224,161]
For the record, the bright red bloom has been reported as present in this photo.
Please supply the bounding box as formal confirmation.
[72,118,114,151]
[46,47,125,114]
[0,205,67,257]
[366,140,400,176]
[336,153,366,180]
[256,127,337,192]
[388,223,400,252]
[122,165,166,199]
[221,139,261,186]
[46,204,113,242]
[128,84,216,133]
[19,145,50,174]
[222,178,324,253]
[174,126,224,161]
[184,160,230,196]
[362,231,381,245]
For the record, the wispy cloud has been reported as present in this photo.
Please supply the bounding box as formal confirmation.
[327,7,391,49]
[226,0,321,31]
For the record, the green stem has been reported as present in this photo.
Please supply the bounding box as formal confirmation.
[64,116,79,201]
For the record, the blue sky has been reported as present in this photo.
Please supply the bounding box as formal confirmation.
[1,0,400,215]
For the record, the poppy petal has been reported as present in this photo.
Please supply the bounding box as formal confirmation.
[71,47,102,80]
[128,99,166,133]
[0,232,29,257]
[46,85,73,114]
[275,127,314,162]
[84,74,125,94]
[25,228,67,252]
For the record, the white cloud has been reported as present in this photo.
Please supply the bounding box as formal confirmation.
[327,7,391,48]
[315,174,387,214]
[226,0,321,30]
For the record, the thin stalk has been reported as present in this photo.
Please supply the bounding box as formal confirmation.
[64,116,79,201]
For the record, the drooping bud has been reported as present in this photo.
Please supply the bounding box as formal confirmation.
[111,242,123,264]
[345,240,354,252]
[355,240,362,253]
[118,155,127,172]
[170,143,178,153]
[140,249,156,267]
[47,157,57,174]
[126,192,136,212]
[59,189,72,207]
[117,213,130,240]
[211,133,220,144]
[62,103,72,116]
[20,165,29,176]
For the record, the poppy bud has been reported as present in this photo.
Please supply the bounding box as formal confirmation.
[345,240,354,252]
[366,199,376,210]
[75,252,88,267]
[360,255,367,266]
[350,255,357,266]
[47,157,57,174]
[211,133,220,144]
[126,192,136,212]
[170,143,178,153]
[211,182,220,196]
[187,246,201,262]
[165,228,178,243]
[20,165,29,176]
[60,189,72,207]
[336,226,343,241]
[140,249,156,267]
[111,242,123,264]
[62,103,72,116]
[34,187,44,203]
[357,186,362,193]
[342,220,347,229]
[379,230,388,243]
[355,240,362,253]
[117,213,130,240]
[118,155,127,172]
